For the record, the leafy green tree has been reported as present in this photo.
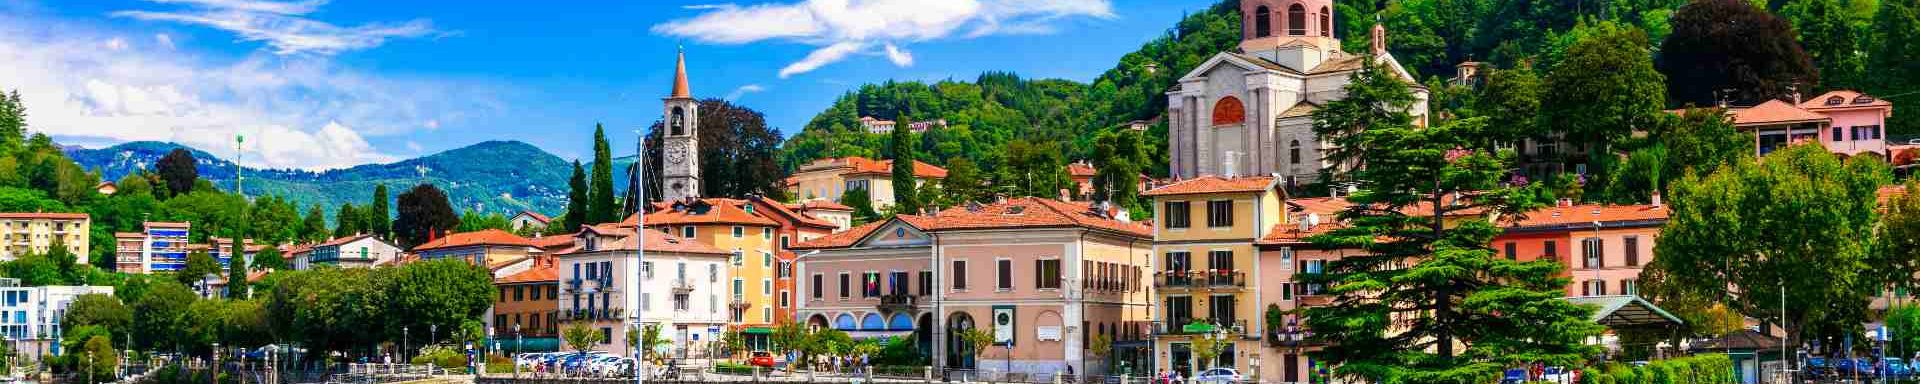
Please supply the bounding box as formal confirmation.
[393,184,461,248]
[334,203,361,238]
[940,157,986,205]
[382,259,495,342]
[1473,63,1544,150]
[840,187,881,225]
[456,210,513,232]
[588,124,618,224]
[0,89,25,157]
[1660,0,1819,106]
[62,294,131,338]
[1888,305,1920,357]
[251,245,287,271]
[1869,0,1920,134]
[1091,130,1148,211]
[889,121,921,215]
[1783,0,1867,91]
[0,186,67,213]
[247,194,303,244]
[1303,59,1602,383]
[0,252,64,286]
[300,204,327,243]
[156,148,197,199]
[176,250,221,287]
[76,334,115,383]
[564,161,589,230]
[368,184,391,239]
[131,279,194,351]
[1646,144,1893,351]
[1654,107,1749,188]
[997,139,1072,198]
[1544,21,1666,148]
[263,267,385,356]
[563,321,604,354]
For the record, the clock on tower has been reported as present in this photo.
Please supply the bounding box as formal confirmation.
[662,48,701,202]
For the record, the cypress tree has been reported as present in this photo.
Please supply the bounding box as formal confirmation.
[888,120,920,215]
[588,124,618,224]
[564,161,589,230]
[368,184,391,238]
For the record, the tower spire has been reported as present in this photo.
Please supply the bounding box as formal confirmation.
[670,46,691,99]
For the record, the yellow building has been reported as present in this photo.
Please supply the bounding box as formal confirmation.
[638,198,784,328]
[0,213,89,263]
[784,157,947,212]
[1143,176,1285,380]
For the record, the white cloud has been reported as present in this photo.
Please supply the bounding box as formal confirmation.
[113,0,450,55]
[724,84,766,101]
[154,33,175,49]
[104,37,129,51]
[655,0,1112,77]
[0,14,503,170]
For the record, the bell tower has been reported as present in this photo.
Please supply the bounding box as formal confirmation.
[1238,0,1341,71]
[662,48,701,202]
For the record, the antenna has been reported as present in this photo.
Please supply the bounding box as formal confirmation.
[234,134,245,199]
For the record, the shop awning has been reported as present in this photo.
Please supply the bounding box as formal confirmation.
[1565,295,1684,328]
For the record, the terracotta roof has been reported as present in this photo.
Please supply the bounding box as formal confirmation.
[749,196,838,229]
[1729,99,1830,126]
[1068,162,1097,177]
[927,198,1152,237]
[114,232,143,238]
[284,243,314,257]
[410,229,534,251]
[1279,101,1319,119]
[529,235,575,250]
[496,263,558,285]
[789,220,898,250]
[845,157,948,179]
[642,198,781,227]
[246,269,272,283]
[145,221,189,228]
[1307,55,1368,75]
[1142,176,1277,196]
[0,212,88,220]
[1287,197,1352,216]
[670,49,691,99]
[488,255,531,271]
[790,200,854,211]
[1801,90,1892,110]
[515,211,552,224]
[316,234,375,248]
[560,230,730,255]
[1257,220,1348,245]
[1504,203,1668,229]
[1227,52,1304,75]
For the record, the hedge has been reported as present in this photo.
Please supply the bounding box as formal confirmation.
[1580,355,1735,384]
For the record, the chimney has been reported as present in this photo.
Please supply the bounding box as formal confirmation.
[1557,198,1573,208]
[1116,207,1132,223]
[1651,193,1662,207]
[1059,188,1072,202]
[1370,21,1387,57]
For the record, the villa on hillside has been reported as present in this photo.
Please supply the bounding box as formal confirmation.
[785,156,948,211]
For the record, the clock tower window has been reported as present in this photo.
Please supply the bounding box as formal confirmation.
[671,107,687,136]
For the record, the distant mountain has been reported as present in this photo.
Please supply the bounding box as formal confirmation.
[67,140,576,217]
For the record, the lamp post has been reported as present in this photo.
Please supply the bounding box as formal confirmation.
[403,327,409,364]
[211,342,220,384]
[431,325,438,349]
[513,324,522,380]
[632,127,648,384]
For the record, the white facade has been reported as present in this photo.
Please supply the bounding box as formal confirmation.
[312,236,403,268]
[0,282,114,360]
[558,227,732,357]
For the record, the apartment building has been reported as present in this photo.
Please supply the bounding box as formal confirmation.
[493,254,560,352]
[784,157,947,211]
[1145,176,1283,379]
[114,221,189,274]
[0,278,114,360]
[1494,200,1668,297]
[555,223,731,357]
[639,198,782,331]
[0,213,89,262]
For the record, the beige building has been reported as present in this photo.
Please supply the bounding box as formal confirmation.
[0,213,89,263]
[785,156,947,212]
[1144,176,1285,380]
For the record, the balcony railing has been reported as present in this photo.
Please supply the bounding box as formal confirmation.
[1156,270,1247,290]
[1155,271,1198,289]
[1151,319,1249,336]
[670,279,695,293]
[730,296,751,309]
[1201,270,1246,288]
[878,294,917,311]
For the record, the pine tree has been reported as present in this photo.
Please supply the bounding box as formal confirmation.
[1302,60,1602,383]
[368,184,391,239]
[888,121,921,215]
[0,89,25,157]
[588,124,618,224]
[334,203,360,238]
[565,161,589,231]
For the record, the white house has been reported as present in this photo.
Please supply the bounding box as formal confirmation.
[556,224,734,357]
[0,279,113,361]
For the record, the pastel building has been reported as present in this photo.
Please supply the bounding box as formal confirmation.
[785,156,948,211]
[305,234,403,269]
[0,278,114,360]
[556,223,732,357]
[1252,197,1363,383]
[1719,90,1894,157]
[0,213,89,262]
[744,195,840,324]
[493,254,560,352]
[114,221,190,273]
[1493,201,1668,297]
[639,198,782,330]
[793,197,1154,378]
[411,229,538,272]
[1144,176,1284,379]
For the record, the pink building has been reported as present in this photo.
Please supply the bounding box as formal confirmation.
[1722,90,1894,158]
[792,198,1154,379]
[1492,201,1668,297]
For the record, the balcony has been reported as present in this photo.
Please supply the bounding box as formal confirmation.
[878,294,917,312]
[565,278,582,292]
[1154,271,1199,290]
[1151,319,1249,337]
[670,279,695,293]
[1267,325,1319,348]
[1200,270,1246,289]
[730,296,751,309]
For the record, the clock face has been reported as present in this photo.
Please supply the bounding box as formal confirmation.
[666,143,688,164]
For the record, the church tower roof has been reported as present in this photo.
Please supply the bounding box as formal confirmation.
[670,48,691,99]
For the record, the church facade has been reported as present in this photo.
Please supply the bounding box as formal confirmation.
[1165,0,1427,186]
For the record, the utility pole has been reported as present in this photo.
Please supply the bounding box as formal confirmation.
[235,134,245,198]
[632,128,648,384]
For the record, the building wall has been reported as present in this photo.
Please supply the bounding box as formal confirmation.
[1150,189,1281,379]
[419,245,530,269]
[0,216,89,262]
[493,282,559,338]
[1822,108,1890,156]
[0,285,114,359]
[558,250,634,356]
[1568,226,1659,297]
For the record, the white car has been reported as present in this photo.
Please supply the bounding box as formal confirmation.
[1192,368,1242,384]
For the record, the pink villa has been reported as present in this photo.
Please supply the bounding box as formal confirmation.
[1492,201,1669,298]
[791,198,1155,380]
[1722,90,1894,157]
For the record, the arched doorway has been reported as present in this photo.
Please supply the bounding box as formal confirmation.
[947,312,977,369]
[806,314,830,331]
[917,313,934,360]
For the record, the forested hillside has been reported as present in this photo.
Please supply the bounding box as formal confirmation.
[781,0,1920,175]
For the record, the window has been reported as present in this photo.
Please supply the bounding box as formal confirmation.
[677,262,688,280]
[952,260,969,290]
[1287,4,1306,35]
[600,328,612,344]
[839,273,851,298]
[673,293,690,311]
[1206,200,1234,227]
[778,261,792,278]
[1624,236,1640,266]
[710,264,719,282]
[1319,6,1330,36]
[1835,126,1845,141]
[763,252,773,268]
[1621,279,1639,296]
[1543,240,1557,258]
[732,250,744,266]
[763,278,772,295]
[530,285,541,300]
[682,227,695,238]
[863,272,882,297]
[1165,251,1191,273]
[1504,242,1517,260]
[1582,238,1604,268]
[1166,296,1193,327]
[780,290,790,307]
[1253,6,1272,37]
[1164,202,1191,229]
[513,286,525,301]
[812,274,824,299]
[1289,140,1301,164]
[919,271,933,296]
[763,228,772,239]
[997,259,1014,290]
[733,226,744,238]
[733,279,744,297]
[781,236,790,250]
[1827,96,1846,105]
[1281,283,1294,300]
[499,288,507,302]
[1582,280,1607,296]
[764,307,772,323]
[1210,295,1237,324]
[1036,259,1062,289]
[1208,250,1233,271]
[1279,247,1294,266]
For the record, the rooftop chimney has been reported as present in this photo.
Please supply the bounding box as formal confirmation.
[1558,198,1573,208]
[1651,193,1662,207]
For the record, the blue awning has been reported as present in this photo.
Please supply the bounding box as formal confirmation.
[835,314,857,330]
[860,313,885,330]
[888,313,914,331]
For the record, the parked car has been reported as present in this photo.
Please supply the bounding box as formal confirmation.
[1501,368,1528,384]
[1881,358,1912,379]
[1192,368,1242,384]
[1837,358,1877,376]
[1540,367,1576,384]
[1806,357,1830,378]
[749,351,776,368]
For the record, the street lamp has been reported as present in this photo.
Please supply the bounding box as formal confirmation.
[211,342,220,384]
[403,327,409,364]
[513,324,522,380]
[431,325,438,349]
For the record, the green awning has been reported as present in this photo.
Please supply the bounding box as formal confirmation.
[492,337,562,353]
[744,327,774,335]
[1182,323,1216,333]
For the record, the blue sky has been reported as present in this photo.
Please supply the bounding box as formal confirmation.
[1,0,1202,169]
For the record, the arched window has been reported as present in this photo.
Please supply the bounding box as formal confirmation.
[1254,6,1272,38]
[1319,7,1331,37]
[1212,96,1246,126]
[670,106,687,136]
[1289,140,1302,164]
[1288,4,1307,36]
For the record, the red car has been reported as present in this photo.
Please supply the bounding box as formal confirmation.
[748,351,776,368]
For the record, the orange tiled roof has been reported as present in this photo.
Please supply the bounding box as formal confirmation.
[1257,220,1349,245]
[825,156,949,179]
[927,197,1152,237]
[0,212,87,220]
[1801,90,1893,110]
[410,229,534,251]
[641,198,780,227]
[789,220,898,250]
[790,200,854,211]
[145,221,190,228]
[1880,185,1908,205]
[516,211,552,223]
[1729,99,1830,126]
[1068,162,1097,177]
[1287,197,1352,216]
[561,229,730,255]
[1142,176,1277,196]
[750,196,838,229]
[1504,203,1668,229]
[529,235,575,249]
[496,263,558,285]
